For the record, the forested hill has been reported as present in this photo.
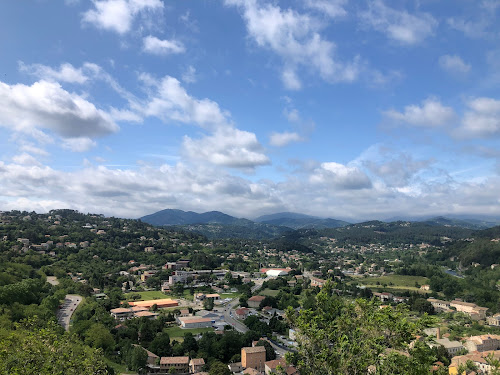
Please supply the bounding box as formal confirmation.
[278,220,475,247]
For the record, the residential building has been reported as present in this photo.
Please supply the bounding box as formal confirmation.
[450,299,489,320]
[235,307,250,320]
[248,295,266,308]
[310,277,326,288]
[427,298,452,313]
[465,335,500,352]
[451,350,500,374]
[487,314,500,327]
[110,307,135,321]
[430,338,465,356]
[159,356,189,373]
[242,346,266,372]
[189,358,205,373]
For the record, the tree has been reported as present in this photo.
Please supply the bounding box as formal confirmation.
[149,331,171,356]
[127,346,148,373]
[0,318,111,375]
[204,297,214,311]
[209,360,231,375]
[256,339,276,361]
[286,283,434,375]
[84,323,115,353]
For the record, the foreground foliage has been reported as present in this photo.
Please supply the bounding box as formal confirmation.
[287,283,440,375]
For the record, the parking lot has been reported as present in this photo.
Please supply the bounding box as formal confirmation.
[57,294,82,331]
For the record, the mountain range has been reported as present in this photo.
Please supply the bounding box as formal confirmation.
[139,209,500,239]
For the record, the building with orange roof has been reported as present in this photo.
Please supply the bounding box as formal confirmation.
[128,298,178,309]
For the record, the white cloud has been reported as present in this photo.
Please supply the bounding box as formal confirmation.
[19,62,89,84]
[360,0,437,45]
[225,0,359,89]
[439,54,471,74]
[18,142,49,157]
[12,153,42,166]
[143,35,186,55]
[138,74,231,129]
[182,65,197,84]
[269,131,302,147]
[82,0,163,34]
[304,0,347,19]
[182,127,270,169]
[0,80,119,139]
[384,98,456,127]
[309,162,372,190]
[459,97,500,137]
[61,137,97,152]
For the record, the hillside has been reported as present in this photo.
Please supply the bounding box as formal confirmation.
[140,209,247,226]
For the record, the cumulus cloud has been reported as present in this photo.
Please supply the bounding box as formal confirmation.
[82,0,164,34]
[138,74,230,129]
[384,98,456,127]
[182,127,270,169]
[360,0,437,45]
[225,0,359,89]
[269,131,302,147]
[0,80,119,141]
[19,62,89,84]
[310,162,372,190]
[143,35,186,55]
[458,97,500,138]
[439,54,471,74]
[12,153,42,166]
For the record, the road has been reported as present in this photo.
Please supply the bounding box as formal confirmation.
[217,277,290,357]
[57,294,83,331]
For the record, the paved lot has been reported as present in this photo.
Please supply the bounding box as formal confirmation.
[57,294,82,331]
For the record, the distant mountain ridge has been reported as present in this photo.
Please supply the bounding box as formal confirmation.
[140,209,249,226]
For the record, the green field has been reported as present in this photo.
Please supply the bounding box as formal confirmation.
[220,291,241,299]
[354,275,428,292]
[165,326,214,339]
[124,291,169,301]
[260,289,279,297]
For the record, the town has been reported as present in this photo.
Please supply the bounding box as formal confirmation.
[1,209,500,374]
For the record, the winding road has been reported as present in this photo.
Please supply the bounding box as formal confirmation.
[57,294,83,331]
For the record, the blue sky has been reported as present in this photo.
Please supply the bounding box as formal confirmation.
[1,0,500,221]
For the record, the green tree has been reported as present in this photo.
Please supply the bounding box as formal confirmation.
[84,323,115,353]
[204,297,214,311]
[127,345,148,373]
[286,283,434,375]
[209,360,231,375]
[149,331,172,356]
[256,339,276,361]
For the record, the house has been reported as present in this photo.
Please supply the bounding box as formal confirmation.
[189,358,205,373]
[128,298,178,309]
[465,335,500,352]
[169,270,189,285]
[450,299,489,320]
[179,309,191,317]
[236,307,250,320]
[451,350,500,374]
[427,298,452,313]
[242,346,266,373]
[420,284,430,291]
[310,277,326,288]
[248,295,266,308]
[487,314,500,327]
[265,358,298,375]
[110,307,134,321]
[205,294,220,300]
[429,338,465,356]
[159,356,189,373]
[178,317,213,329]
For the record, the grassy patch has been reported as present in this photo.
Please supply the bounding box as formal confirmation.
[356,275,428,288]
[165,326,214,339]
[104,358,135,375]
[124,291,168,301]
[260,289,279,297]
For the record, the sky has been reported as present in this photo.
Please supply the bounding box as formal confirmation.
[1,0,500,221]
